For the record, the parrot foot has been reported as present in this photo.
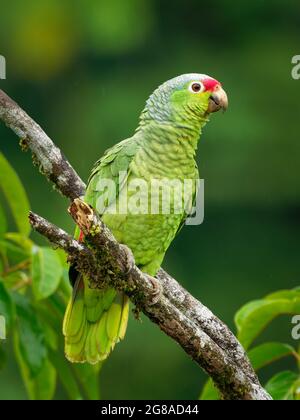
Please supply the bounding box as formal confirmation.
[119,244,162,304]
[120,244,135,275]
[146,275,163,305]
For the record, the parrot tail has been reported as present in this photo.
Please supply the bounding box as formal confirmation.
[63,275,129,364]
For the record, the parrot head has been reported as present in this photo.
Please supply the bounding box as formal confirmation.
[144,73,228,126]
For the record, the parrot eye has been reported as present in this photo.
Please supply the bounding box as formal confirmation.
[189,82,205,94]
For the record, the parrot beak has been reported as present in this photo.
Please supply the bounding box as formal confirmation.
[207,87,228,113]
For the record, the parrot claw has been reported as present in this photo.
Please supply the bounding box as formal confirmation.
[120,244,135,275]
[146,275,163,305]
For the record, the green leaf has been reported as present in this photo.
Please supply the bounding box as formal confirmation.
[59,267,72,300]
[0,279,15,329]
[31,247,63,300]
[294,378,300,400]
[50,351,83,400]
[0,238,30,266]
[235,297,300,349]
[199,379,220,400]
[14,293,47,377]
[265,371,299,400]
[249,342,295,371]
[43,322,58,351]
[55,248,68,267]
[266,289,300,301]
[32,359,56,400]
[0,203,7,236]
[5,232,33,253]
[74,364,101,400]
[2,271,30,290]
[14,336,56,400]
[0,344,6,370]
[0,153,30,236]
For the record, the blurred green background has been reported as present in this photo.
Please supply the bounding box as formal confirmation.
[0,0,300,399]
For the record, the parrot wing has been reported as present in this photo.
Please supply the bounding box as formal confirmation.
[64,136,140,364]
[85,137,140,211]
[72,137,140,241]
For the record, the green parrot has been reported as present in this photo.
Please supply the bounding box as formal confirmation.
[63,73,228,364]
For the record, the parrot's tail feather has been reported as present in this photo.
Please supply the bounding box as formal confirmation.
[63,275,129,364]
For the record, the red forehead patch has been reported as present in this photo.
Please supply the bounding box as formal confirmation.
[202,78,220,92]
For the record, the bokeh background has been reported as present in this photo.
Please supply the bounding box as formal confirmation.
[0,0,300,399]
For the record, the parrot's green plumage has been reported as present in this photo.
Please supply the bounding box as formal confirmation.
[63,73,228,364]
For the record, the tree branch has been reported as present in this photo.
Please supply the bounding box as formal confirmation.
[0,89,271,400]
